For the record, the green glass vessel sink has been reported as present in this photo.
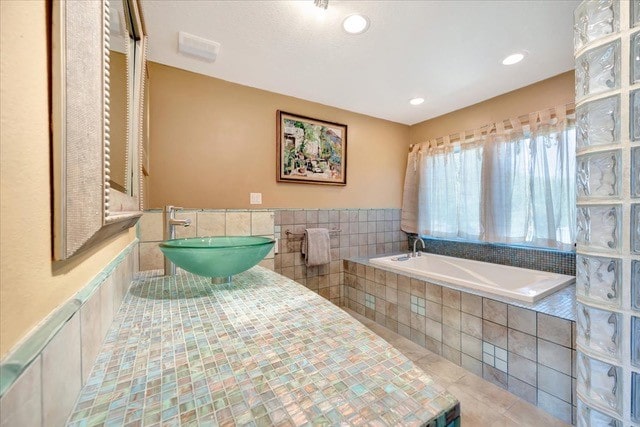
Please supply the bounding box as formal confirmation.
[159,236,275,280]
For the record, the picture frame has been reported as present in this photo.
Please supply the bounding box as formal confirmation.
[276,111,347,186]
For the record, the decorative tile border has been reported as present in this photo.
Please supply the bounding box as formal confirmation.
[408,236,576,276]
[343,258,577,424]
[0,240,138,426]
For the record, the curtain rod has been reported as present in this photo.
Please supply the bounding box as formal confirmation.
[410,102,576,150]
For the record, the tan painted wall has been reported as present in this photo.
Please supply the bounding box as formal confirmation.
[409,71,575,144]
[0,0,135,358]
[147,63,410,209]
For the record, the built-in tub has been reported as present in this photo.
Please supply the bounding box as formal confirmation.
[369,253,575,303]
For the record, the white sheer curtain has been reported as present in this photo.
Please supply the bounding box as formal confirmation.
[528,111,576,249]
[482,121,531,243]
[402,105,576,250]
[416,137,483,240]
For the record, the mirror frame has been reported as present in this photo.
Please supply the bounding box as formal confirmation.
[52,0,146,260]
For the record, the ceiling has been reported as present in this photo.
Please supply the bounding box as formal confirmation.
[142,0,579,125]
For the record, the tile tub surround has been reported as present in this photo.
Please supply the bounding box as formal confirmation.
[67,268,460,426]
[138,209,277,272]
[0,242,137,427]
[343,258,577,424]
[274,208,408,305]
[408,235,576,276]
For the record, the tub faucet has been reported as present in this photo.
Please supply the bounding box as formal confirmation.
[412,237,425,257]
[164,205,192,276]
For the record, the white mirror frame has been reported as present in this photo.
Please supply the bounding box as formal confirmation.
[52,0,145,260]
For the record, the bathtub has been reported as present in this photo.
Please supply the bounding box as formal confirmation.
[369,253,575,303]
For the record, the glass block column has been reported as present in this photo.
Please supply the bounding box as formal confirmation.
[574,1,640,425]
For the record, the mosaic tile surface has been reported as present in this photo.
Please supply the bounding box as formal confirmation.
[67,268,459,426]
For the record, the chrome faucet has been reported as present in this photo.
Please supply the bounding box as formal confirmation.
[163,205,191,275]
[412,237,425,257]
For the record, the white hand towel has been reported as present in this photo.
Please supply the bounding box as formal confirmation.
[301,228,331,267]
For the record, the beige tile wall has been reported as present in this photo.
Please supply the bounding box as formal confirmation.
[138,209,276,272]
[273,209,408,306]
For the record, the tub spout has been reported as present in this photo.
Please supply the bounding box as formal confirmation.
[412,237,425,257]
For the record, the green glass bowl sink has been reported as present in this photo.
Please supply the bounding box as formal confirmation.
[159,236,275,279]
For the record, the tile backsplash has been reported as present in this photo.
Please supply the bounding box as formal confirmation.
[139,208,409,306]
[273,209,408,305]
[138,210,277,272]
[409,236,576,276]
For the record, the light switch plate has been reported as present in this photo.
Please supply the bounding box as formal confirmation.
[250,192,262,204]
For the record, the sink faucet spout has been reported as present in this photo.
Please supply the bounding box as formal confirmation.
[164,205,191,276]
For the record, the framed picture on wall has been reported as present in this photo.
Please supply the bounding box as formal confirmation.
[276,111,347,186]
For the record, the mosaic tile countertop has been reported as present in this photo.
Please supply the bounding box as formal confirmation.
[351,255,576,321]
[67,267,460,426]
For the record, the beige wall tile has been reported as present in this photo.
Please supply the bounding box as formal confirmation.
[410,278,426,298]
[139,242,163,271]
[461,333,482,359]
[442,288,461,309]
[461,292,482,316]
[197,212,226,236]
[483,299,507,326]
[538,365,571,403]
[226,212,251,235]
[507,306,536,335]
[538,339,572,375]
[508,352,537,386]
[443,326,461,350]
[251,211,274,236]
[424,282,442,303]
[461,353,483,377]
[483,320,507,348]
[139,211,163,242]
[100,276,115,341]
[42,313,81,427]
[442,344,461,365]
[80,289,103,382]
[258,258,274,270]
[537,313,571,348]
[507,376,537,405]
[508,329,537,361]
[425,317,442,341]
[0,357,41,427]
[461,313,482,339]
[483,364,507,389]
[174,211,197,238]
[425,300,442,322]
[442,307,461,329]
[397,274,410,294]
[537,390,572,424]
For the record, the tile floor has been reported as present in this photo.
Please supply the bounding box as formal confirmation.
[342,308,571,427]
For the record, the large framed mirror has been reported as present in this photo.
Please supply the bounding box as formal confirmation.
[52,0,146,260]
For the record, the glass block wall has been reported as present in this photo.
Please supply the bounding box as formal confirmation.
[574,1,640,425]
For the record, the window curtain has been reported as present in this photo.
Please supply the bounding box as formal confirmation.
[482,120,530,243]
[401,105,576,250]
[414,136,483,240]
[528,109,576,249]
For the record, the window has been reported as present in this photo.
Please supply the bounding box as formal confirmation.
[416,125,576,251]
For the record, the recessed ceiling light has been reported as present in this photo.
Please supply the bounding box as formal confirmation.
[409,97,425,106]
[343,14,369,34]
[502,52,525,65]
